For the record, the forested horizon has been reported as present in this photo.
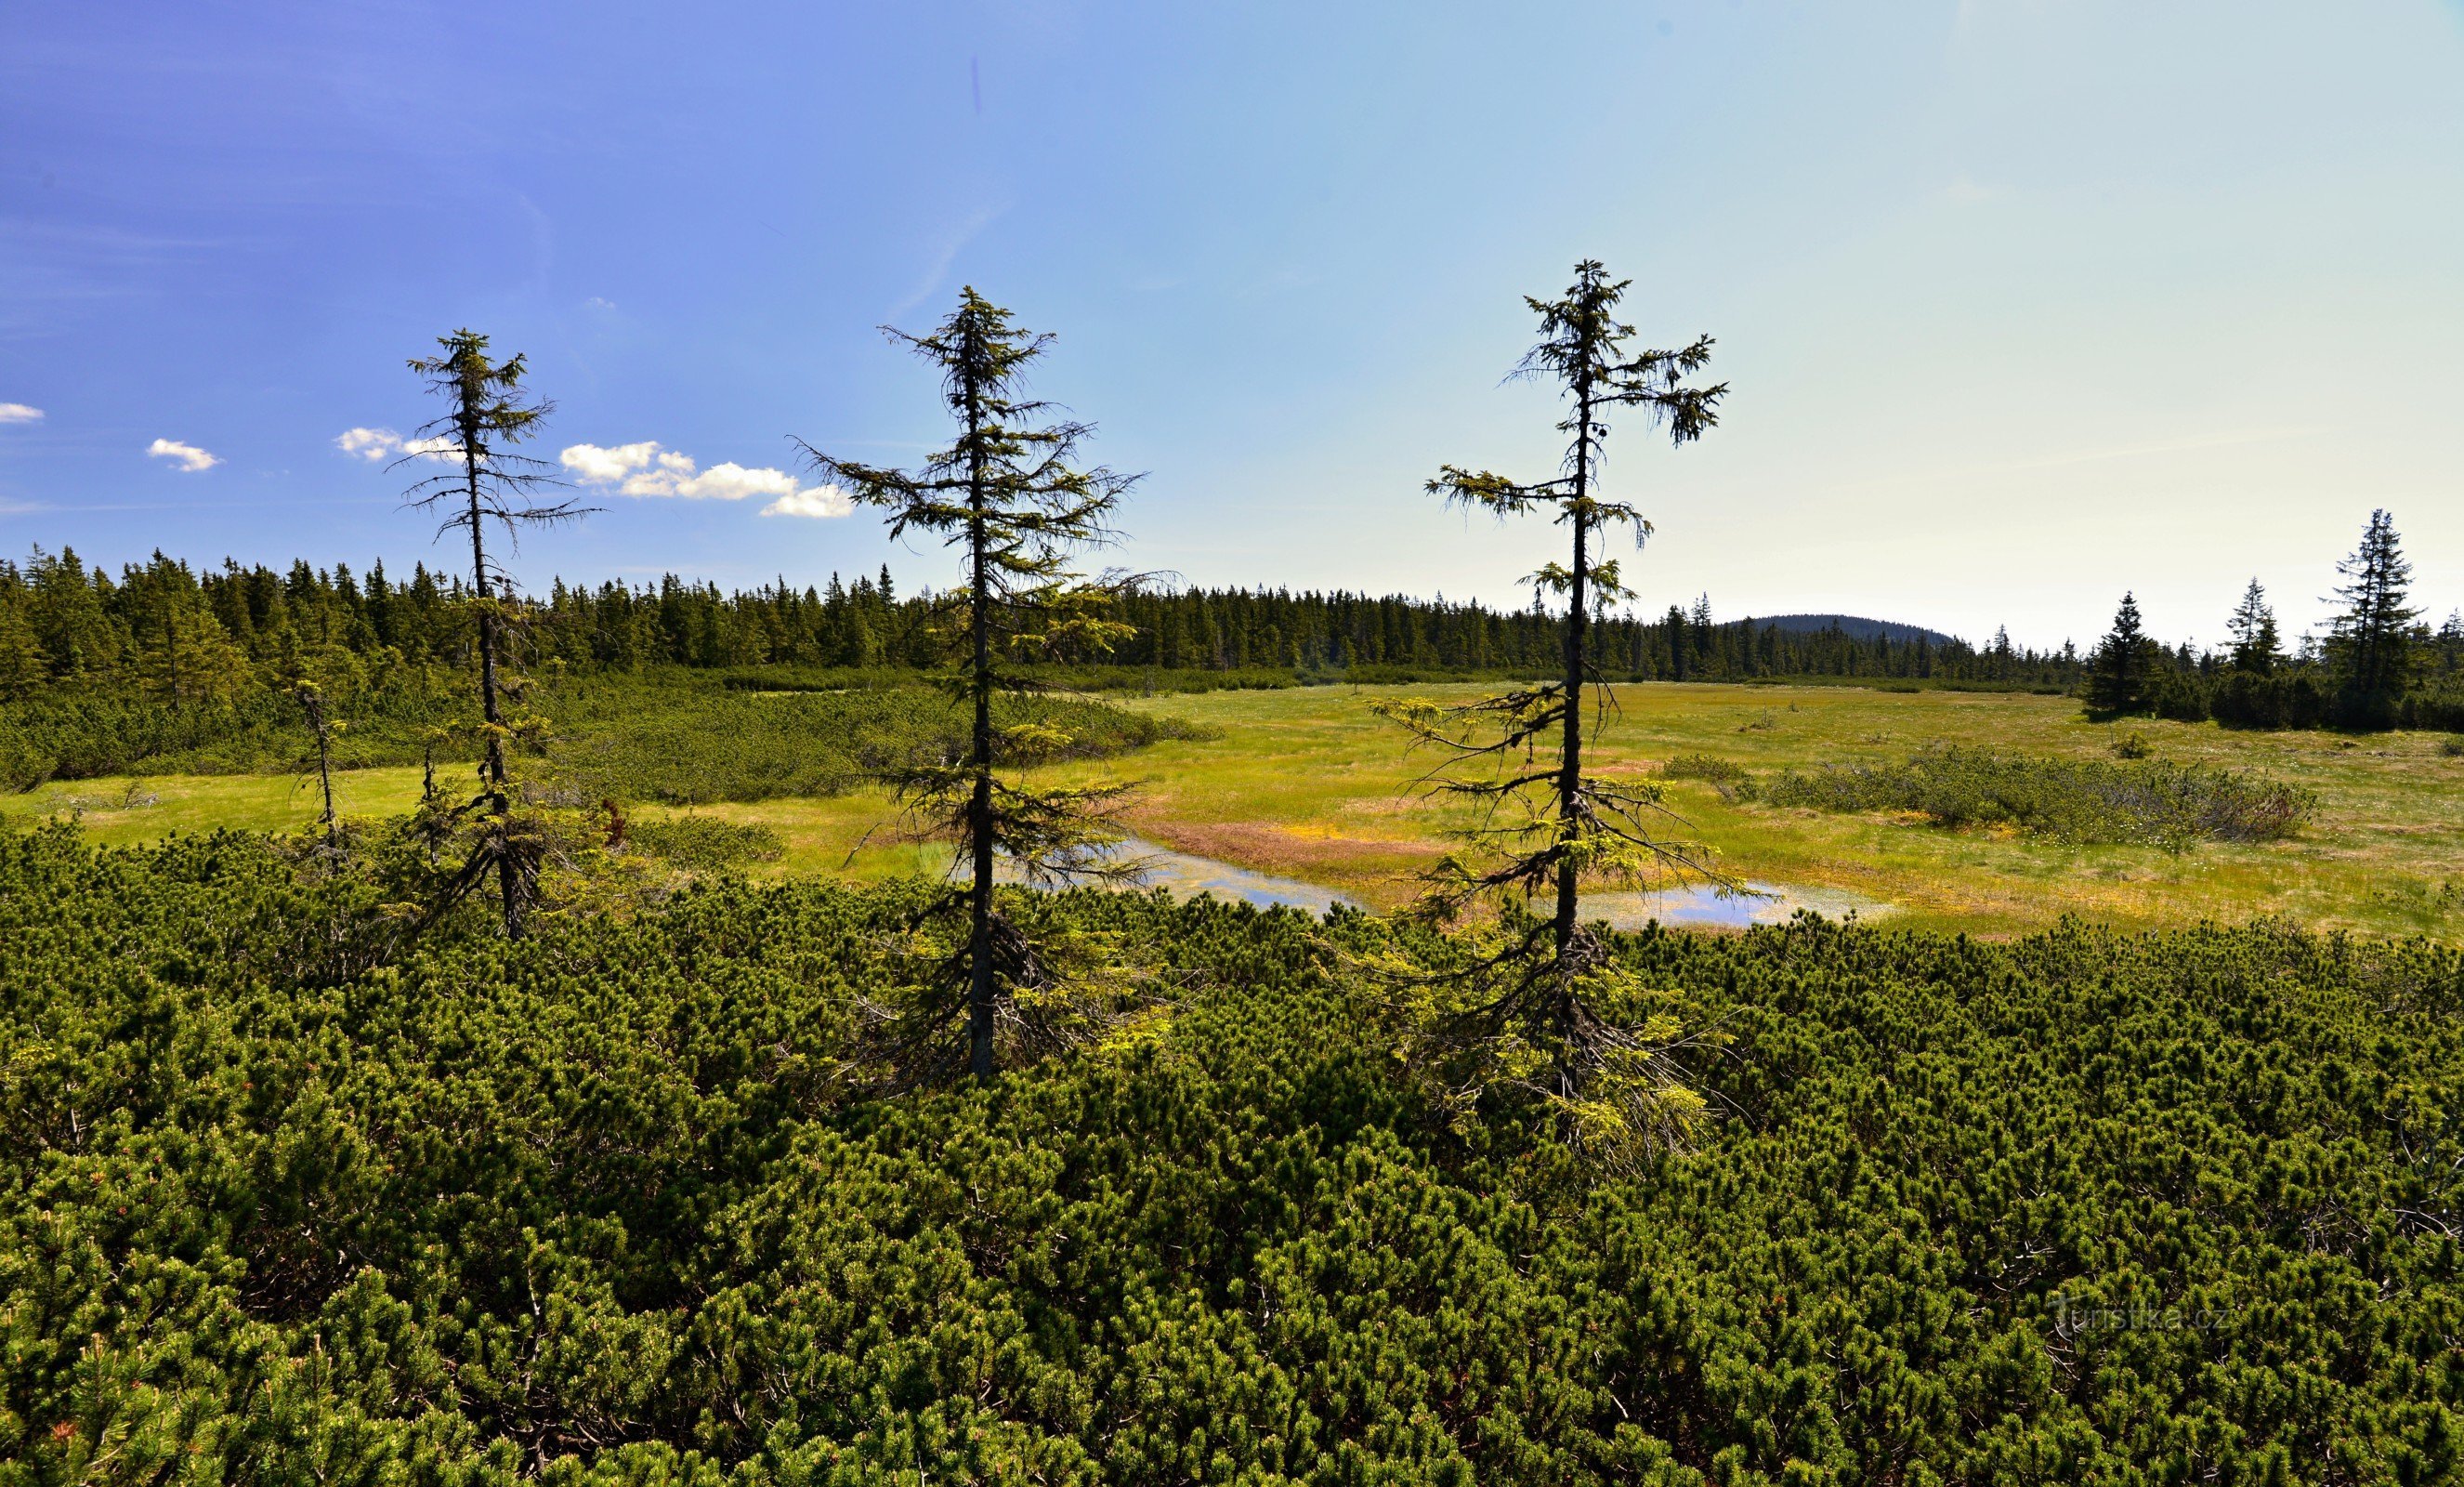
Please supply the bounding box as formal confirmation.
[0,543,2111,692]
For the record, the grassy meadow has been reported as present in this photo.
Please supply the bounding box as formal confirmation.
[7,678,2459,940]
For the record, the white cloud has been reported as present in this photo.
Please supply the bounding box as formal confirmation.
[560,441,850,518]
[335,427,457,462]
[335,427,395,460]
[559,439,662,483]
[147,437,219,472]
[0,402,42,424]
[761,485,855,519]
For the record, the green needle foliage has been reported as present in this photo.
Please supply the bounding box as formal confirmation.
[2086,591,2160,717]
[9,825,2464,1483]
[2328,507,2422,729]
[400,330,596,938]
[1377,259,1729,1163]
[2226,577,2283,676]
[801,288,1146,1082]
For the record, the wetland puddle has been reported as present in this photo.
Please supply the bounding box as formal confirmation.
[1000,837,1359,915]
[1577,881,1894,929]
[1004,838,1890,927]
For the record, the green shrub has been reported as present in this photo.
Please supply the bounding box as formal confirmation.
[4,827,2461,1480]
[1742,744,2315,847]
[2441,734,2464,758]
[0,669,1194,809]
[1661,752,1748,784]
[536,681,1191,807]
[626,814,784,870]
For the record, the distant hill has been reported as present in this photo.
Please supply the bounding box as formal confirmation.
[1741,613,1961,648]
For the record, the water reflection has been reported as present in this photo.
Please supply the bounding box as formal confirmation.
[1577,880,1891,929]
[1002,837,1358,915]
[1003,837,1888,928]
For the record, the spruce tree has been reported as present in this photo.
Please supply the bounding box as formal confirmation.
[1376,259,1727,1161]
[25,546,119,678]
[0,590,46,699]
[126,555,253,704]
[2225,579,2282,676]
[801,287,1143,1081]
[2326,508,2419,728]
[2087,592,2157,716]
[400,329,594,937]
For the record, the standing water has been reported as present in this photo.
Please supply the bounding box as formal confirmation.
[1003,839,1888,926]
[1000,837,1357,915]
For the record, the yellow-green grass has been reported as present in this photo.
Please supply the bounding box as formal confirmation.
[7,683,2460,941]
[1065,682,2464,941]
[0,767,434,847]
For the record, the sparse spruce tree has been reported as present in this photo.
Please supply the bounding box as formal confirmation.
[802,288,1144,1082]
[2087,592,2158,716]
[1376,259,1728,1162]
[401,330,595,936]
[2225,578,2282,676]
[2326,508,2419,728]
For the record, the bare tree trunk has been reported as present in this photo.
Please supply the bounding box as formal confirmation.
[462,426,522,939]
[465,446,507,792]
[304,691,340,849]
[964,367,996,1081]
[1554,376,1595,961]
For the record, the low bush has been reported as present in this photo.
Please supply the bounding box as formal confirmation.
[0,668,1197,809]
[536,682,1193,807]
[1741,744,2316,848]
[625,814,785,871]
[1661,752,1749,784]
[5,827,2462,1480]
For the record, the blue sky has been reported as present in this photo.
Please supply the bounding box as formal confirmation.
[2,1,2458,651]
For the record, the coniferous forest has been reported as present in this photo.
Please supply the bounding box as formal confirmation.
[6,271,2464,1487]
[6,534,2457,714]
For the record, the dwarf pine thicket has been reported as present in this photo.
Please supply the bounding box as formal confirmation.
[0,668,1191,800]
[6,822,2464,1482]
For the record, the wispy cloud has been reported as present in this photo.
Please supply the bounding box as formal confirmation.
[0,402,41,424]
[147,437,218,472]
[887,201,1008,319]
[335,427,456,462]
[559,441,850,519]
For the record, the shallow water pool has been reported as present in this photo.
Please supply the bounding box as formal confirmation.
[1002,837,1359,915]
[1577,880,1894,929]
[1006,838,1887,927]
